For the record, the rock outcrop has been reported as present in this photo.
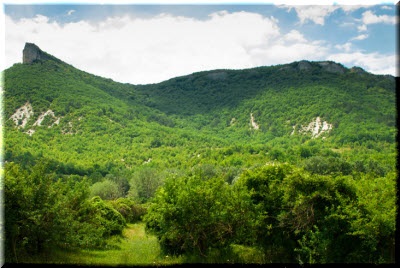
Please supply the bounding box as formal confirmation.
[207,71,227,80]
[317,61,346,74]
[297,60,312,71]
[23,43,44,63]
[350,66,367,75]
[297,117,333,138]
[250,113,260,130]
[10,101,34,128]
[23,42,59,64]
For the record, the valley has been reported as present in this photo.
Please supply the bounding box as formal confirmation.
[1,43,397,264]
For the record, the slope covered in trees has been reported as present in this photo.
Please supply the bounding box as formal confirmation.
[1,45,397,264]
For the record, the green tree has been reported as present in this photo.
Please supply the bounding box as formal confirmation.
[279,170,395,263]
[90,179,123,200]
[4,161,127,262]
[237,163,296,262]
[129,167,164,203]
[108,198,147,223]
[4,162,62,258]
[144,174,258,257]
[79,196,126,238]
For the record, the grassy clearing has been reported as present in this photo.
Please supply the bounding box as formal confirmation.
[16,222,268,265]
[19,223,183,266]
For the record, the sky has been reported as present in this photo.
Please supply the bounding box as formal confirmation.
[1,0,398,84]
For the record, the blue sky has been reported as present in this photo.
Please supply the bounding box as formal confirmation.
[1,1,398,84]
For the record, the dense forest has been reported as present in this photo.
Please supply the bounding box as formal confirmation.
[1,45,397,264]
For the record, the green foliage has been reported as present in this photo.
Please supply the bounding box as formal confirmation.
[144,174,258,257]
[343,172,396,263]
[303,156,352,175]
[4,161,61,257]
[237,163,396,263]
[128,167,165,203]
[280,173,359,263]
[90,179,123,200]
[2,56,396,264]
[3,161,127,262]
[109,198,147,223]
[79,196,126,238]
[237,164,296,261]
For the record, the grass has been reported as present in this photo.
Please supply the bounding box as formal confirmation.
[14,222,268,265]
[18,223,184,266]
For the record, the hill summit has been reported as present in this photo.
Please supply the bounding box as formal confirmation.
[23,42,62,64]
[3,41,396,172]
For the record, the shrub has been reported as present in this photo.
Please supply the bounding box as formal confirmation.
[109,198,147,223]
[90,179,123,200]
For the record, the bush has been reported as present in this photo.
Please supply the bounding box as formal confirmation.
[109,198,147,223]
[90,179,123,200]
[129,168,164,203]
[143,174,258,257]
[79,196,126,237]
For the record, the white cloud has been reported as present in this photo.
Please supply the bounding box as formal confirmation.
[5,12,285,84]
[356,10,397,32]
[351,34,369,40]
[282,5,340,25]
[357,24,368,31]
[248,40,328,66]
[4,9,396,84]
[282,5,367,26]
[339,5,371,12]
[282,29,307,42]
[361,10,397,24]
[335,42,352,52]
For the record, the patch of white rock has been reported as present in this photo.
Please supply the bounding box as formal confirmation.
[33,110,60,127]
[10,101,34,129]
[292,117,333,138]
[9,101,62,136]
[250,113,259,130]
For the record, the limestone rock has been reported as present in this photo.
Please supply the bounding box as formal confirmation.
[317,61,346,74]
[10,101,34,128]
[298,117,333,138]
[207,71,227,80]
[23,42,58,64]
[297,60,312,71]
[350,66,366,75]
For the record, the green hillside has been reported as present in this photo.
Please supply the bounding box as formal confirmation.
[1,44,397,264]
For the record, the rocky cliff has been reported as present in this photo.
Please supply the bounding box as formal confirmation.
[23,42,60,64]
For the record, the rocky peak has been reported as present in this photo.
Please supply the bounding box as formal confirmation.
[22,42,58,64]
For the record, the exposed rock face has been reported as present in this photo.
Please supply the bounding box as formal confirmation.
[207,71,227,80]
[317,61,346,74]
[10,101,34,128]
[350,66,366,75]
[250,113,259,130]
[297,60,312,71]
[294,60,347,73]
[9,102,62,135]
[23,43,52,64]
[298,117,333,138]
[32,109,60,127]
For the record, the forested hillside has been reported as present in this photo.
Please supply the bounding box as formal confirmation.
[1,44,397,264]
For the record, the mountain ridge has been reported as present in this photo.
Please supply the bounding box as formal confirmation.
[2,42,396,175]
[17,42,395,85]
